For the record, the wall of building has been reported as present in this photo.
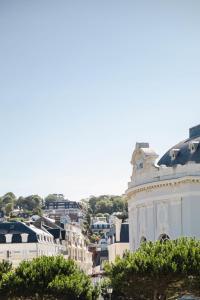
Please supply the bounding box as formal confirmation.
[108,243,130,263]
[0,242,64,268]
[64,223,93,274]
[128,177,200,251]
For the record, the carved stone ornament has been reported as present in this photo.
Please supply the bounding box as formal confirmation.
[131,143,159,178]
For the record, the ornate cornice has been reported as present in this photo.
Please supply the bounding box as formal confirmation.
[126,176,200,198]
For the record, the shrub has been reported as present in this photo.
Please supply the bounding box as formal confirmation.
[105,238,200,299]
[0,256,98,300]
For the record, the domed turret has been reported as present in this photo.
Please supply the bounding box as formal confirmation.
[158,124,200,167]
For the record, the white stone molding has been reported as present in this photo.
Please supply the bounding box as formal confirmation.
[127,176,200,198]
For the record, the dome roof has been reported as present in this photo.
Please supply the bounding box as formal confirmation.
[158,124,200,167]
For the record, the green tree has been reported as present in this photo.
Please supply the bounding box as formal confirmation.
[96,213,104,217]
[0,198,3,210]
[0,260,12,281]
[88,195,127,215]
[90,233,101,243]
[16,195,42,211]
[0,256,98,300]
[88,196,98,214]
[5,203,13,216]
[111,196,126,212]
[16,196,24,209]
[96,199,113,214]
[45,194,64,204]
[82,211,92,237]
[105,238,200,300]
[2,192,16,206]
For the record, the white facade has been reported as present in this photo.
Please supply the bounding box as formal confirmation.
[127,139,200,251]
[90,216,110,234]
[0,225,65,267]
[0,242,64,268]
[108,243,129,263]
[107,217,129,262]
[64,223,93,274]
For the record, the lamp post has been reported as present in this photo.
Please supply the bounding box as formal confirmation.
[188,275,194,290]
[107,287,113,300]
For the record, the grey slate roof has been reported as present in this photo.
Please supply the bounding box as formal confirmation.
[0,222,38,243]
[33,217,65,240]
[158,124,200,167]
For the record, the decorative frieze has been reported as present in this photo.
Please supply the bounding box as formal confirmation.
[127,176,200,198]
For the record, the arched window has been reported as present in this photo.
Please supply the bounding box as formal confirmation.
[140,236,147,244]
[159,234,170,242]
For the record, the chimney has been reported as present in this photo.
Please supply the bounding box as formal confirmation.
[136,142,149,149]
[189,124,200,139]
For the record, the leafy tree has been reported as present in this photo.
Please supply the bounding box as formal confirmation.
[32,207,42,216]
[96,213,104,217]
[112,196,126,212]
[88,196,98,214]
[105,238,200,300]
[5,203,13,216]
[100,277,112,299]
[96,199,113,214]
[48,272,99,300]
[82,211,92,237]
[0,260,12,281]
[0,256,98,300]
[90,234,101,243]
[16,196,24,208]
[45,194,64,204]
[2,192,16,205]
[89,195,127,215]
[0,198,3,210]
[16,195,42,211]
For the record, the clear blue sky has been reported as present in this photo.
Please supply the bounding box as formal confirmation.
[0,0,200,200]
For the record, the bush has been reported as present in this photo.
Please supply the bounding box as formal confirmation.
[0,256,98,300]
[0,260,12,281]
[105,238,200,300]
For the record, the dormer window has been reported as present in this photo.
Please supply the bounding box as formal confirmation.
[189,141,199,153]
[170,149,180,161]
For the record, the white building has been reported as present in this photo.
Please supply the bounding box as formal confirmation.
[107,217,129,263]
[45,199,83,224]
[0,222,65,267]
[64,223,93,274]
[127,124,200,251]
[33,217,93,274]
[90,216,110,235]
